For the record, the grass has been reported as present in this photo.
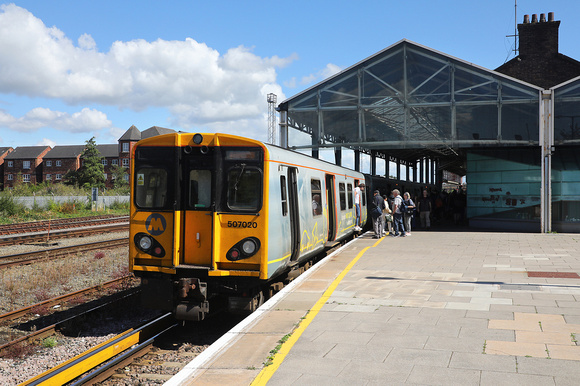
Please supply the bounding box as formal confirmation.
[0,248,130,314]
[0,185,129,224]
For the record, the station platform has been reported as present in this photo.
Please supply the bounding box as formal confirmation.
[167,229,580,385]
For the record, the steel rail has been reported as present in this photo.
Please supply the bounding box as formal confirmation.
[0,215,129,235]
[0,238,128,269]
[21,313,177,386]
[0,285,140,358]
[0,275,134,324]
[70,322,176,385]
[0,223,128,246]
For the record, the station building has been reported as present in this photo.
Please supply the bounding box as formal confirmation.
[277,12,580,233]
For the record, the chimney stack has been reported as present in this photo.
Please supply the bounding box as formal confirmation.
[518,12,559,58]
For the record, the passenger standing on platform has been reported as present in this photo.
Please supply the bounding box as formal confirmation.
[382,195,393,236]
[391,189,406,237]
[371,190,384,238]
[354,182,365,231]
[417,189,432,230]
[402,192,415,236]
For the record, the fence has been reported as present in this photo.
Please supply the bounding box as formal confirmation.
[13,196,130,209]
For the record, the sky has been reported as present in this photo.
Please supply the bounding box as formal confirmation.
[1,0,579,150]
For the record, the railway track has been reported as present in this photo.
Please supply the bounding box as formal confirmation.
[0,215,129,236]
[0,276,139,358]
[0,276,136,326]
[0,238,128,269]
[21,313,177,386]
[0,223,129,247]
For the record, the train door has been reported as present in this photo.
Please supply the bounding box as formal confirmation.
[181,150,214,266]
[288,167,301,261]
[325,174,336,241]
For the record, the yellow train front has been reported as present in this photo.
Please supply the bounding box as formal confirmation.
[129,132,366,321]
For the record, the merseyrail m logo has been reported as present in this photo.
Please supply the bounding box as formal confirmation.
[145,214,166,236]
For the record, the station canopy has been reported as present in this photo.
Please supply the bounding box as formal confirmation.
[278,40,543,176]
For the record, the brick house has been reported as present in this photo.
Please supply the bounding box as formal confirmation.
[118,125,141,171]
[97,144,122,188]
[42,145,85,184]
[0,147,14,190]
[3,146,51,189]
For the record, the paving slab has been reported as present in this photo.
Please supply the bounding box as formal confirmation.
[166,231,580,385]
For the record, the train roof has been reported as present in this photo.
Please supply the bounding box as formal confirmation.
[134,132,363,179]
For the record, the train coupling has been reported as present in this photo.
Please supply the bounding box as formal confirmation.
[175,278,209,321]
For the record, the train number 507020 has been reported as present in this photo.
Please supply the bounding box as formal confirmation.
[227,221,258,228]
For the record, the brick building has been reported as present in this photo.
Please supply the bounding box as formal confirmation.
[0,147,14,190]
[42,145,84,184]
[3,146,51,189]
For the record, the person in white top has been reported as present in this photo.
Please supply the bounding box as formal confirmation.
[354,182,365,231]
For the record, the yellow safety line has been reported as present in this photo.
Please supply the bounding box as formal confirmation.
[251,236,385,385]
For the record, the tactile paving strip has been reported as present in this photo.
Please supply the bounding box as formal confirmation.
[527,272,580,278]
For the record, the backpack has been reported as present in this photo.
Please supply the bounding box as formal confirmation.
[398,197,407,213]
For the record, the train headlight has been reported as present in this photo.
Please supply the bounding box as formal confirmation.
[226,237,261,261]
[134,233,166,258]
[139,236,153,251]
[242,239,257,255]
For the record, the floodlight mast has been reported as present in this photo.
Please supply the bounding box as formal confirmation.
[267,93,277,145]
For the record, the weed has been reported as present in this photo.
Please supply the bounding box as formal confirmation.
[0,342,36,359]
[94,252,106,260]
[34,289,52,302]
[30,304,50,316]
[42,336,58,348]
[482,340,487,354]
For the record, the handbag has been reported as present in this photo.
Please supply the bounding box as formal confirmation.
[385,213,393,222]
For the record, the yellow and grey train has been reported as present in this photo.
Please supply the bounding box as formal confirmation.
[129,132,367,320]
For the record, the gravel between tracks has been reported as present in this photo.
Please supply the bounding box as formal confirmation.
[0,231,135,385]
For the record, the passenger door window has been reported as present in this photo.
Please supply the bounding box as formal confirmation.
[189,170,212,209]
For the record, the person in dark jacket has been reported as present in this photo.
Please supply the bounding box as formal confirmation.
[371,190,385,238]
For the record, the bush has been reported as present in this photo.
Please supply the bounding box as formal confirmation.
[0,195,24,217]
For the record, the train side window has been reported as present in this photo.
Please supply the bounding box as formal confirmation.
[339,183,346,211]
[189,170,211,209]
[226,165,262,211]
[347,183,353,209]
[280,176,288,216]
[311,179,322,216]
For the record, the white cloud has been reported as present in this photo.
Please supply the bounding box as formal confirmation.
[37,138,56,147]
[300,63,343,86]
[0,107,111,133]
[0,4,293,134]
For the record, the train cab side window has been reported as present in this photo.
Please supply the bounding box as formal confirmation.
[347,183,353,209]
[280,176,288,216]
[226,165,262,211]
[135,168,169,209]
[339,183,346,211]
[189,170,211,209]
[311,179,322,216]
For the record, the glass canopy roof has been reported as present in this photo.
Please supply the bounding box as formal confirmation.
[279,40,543,175]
